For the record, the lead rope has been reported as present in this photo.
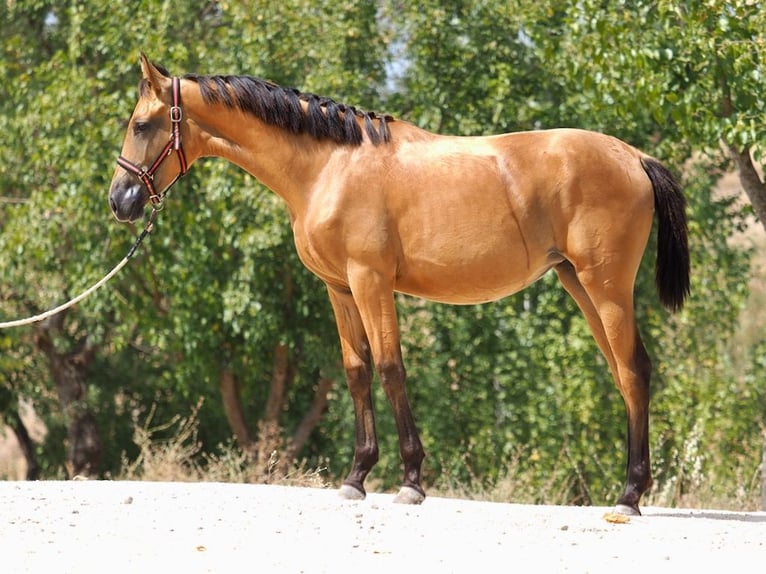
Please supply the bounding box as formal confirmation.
[0,208,160,329]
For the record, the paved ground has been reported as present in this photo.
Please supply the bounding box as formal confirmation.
[1,481,765,573]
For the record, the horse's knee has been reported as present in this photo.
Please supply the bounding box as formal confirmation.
[377,361,406,389]
[345,362,373,394]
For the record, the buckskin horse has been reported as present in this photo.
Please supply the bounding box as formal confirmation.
[110,55,689,515]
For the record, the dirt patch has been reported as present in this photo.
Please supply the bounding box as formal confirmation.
[1,481,764,573]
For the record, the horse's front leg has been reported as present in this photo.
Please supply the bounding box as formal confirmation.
[327,286,379,500]
[347,265,426,504]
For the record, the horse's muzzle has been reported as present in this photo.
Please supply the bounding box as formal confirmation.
[109,182,147,223]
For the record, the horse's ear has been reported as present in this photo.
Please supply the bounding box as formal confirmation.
[139,53,170,99]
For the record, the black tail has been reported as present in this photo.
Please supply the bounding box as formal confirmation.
[641,158,690,312]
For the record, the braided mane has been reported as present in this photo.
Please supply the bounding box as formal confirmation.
[182,73,393,146]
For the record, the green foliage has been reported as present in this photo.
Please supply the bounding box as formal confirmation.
[1,0,763,509]
[532,0,766,159]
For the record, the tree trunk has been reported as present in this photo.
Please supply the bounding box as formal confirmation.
[67,410,102,478]
[727,143,766,232]
[217,344,333,475]
[253,343,294,475]
[35,316,102,478]
[285,376,334,465]
[264,343,291,425]
[219,368,254,451]
[10,410,40,480]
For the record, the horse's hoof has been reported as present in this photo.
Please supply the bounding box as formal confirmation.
[338,484,366,501]
[613,503,641,516]
[393,486,425,505]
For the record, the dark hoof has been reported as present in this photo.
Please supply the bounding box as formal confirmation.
[393,485,425,505]
[613,503,641,516]
[338,483,366,501]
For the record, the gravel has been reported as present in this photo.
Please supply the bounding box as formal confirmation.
[1,481,765,573]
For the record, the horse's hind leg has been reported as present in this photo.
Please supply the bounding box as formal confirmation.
[327,286,379,500]
[555,262,618,377]
[555,261,653,515]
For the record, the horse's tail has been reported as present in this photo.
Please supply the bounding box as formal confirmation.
[641,157,690,312]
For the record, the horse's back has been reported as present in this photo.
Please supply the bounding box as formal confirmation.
[492,127,655,234]
[492,128,649,193]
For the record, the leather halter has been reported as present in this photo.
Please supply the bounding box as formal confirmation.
[116,77,188,208]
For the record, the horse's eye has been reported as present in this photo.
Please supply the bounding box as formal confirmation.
[133,121,149,135]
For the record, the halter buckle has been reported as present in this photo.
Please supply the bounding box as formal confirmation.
[149,194,166,211]
[170,106,182,123]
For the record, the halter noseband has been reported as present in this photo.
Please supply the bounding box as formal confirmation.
[116,77,188,208]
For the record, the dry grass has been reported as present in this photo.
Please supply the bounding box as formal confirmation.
[117,398,760,510]
[116,399,328,488]
[429,449,576,507]
[429,438,763,511]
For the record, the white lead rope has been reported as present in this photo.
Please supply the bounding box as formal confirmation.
[0,256,131,329]
[0,211,158,329]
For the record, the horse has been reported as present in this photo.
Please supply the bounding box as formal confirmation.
[110,54,689,516]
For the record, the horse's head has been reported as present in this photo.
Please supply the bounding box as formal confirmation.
[109,54,188,223]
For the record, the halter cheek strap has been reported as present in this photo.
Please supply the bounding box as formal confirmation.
[116,77,188,208]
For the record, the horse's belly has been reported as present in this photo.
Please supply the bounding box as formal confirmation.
[397,279,528,305]
[395,246,552,305]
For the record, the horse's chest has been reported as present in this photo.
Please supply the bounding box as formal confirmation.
[291,221,349,286]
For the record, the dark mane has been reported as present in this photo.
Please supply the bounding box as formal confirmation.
[182,73,393,146]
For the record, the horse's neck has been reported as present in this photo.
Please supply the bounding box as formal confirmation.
[189,101,330,213]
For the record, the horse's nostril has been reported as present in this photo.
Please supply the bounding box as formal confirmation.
[109,196,118,214]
